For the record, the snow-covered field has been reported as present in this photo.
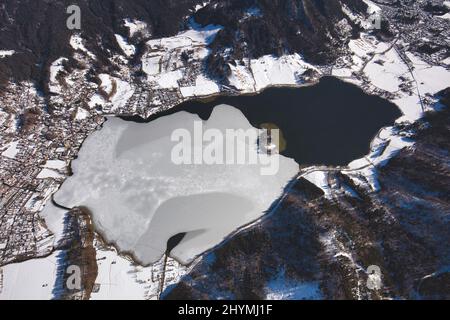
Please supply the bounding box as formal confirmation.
[228,54,319,92]
[1,141,19,159]
[303,171,332,198]
[141,22,223,98]
[0,50,15,58]
[0,251,59,300]
[91,240,193,300]
[88,73,135,111]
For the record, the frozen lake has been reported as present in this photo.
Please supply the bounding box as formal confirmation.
[48,77,400,266]
[53,105,299,265]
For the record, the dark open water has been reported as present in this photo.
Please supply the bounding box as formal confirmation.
[120,77,401,166]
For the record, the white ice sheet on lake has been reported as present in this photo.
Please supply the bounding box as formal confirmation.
[53,105,298,265]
